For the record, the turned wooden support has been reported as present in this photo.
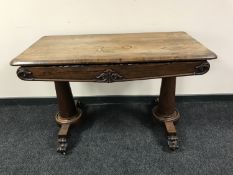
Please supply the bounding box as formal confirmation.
[153,77,180,122]
[54,81,82,125]
[157,77,176,116]
[152,77,180,150]
[54,81,77,118]
[54,81,82,154]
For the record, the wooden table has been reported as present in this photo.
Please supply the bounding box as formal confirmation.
[11,32,217,154]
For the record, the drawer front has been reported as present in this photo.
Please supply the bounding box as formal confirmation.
[16,61,209,82]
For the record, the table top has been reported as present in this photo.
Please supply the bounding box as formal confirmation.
[11,32,217,66]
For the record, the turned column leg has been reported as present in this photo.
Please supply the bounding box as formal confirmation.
[54,81,82,155]
[152,77,180,150]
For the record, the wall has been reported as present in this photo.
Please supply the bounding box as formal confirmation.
[0,0,232,97]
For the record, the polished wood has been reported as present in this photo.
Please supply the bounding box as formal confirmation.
[54,82,82,154]
[54,81,77,118]
[158,77,176,115]
[11,32,217,66]
[16,60,210,82]
[54,81,82,126]
[10,31,217,154]
[152,77,180,150]
[152,77,180,122]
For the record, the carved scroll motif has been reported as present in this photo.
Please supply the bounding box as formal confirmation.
[17,67,33,80]
[195,61,210,75]
[96,69,123,83]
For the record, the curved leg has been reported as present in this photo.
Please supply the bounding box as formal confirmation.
[54,81,82,155]
[152,77,180,150]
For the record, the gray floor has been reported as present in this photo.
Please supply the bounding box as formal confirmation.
[0,97,233,175]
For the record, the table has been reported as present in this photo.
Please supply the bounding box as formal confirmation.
[10,32,217,154]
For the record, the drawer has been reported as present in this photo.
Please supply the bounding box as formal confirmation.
[16,60,209,82]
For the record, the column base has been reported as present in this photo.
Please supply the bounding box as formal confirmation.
[55,108,82,125]
[55,107,82,155]
[152,106,180,122]
[152,106,180,151]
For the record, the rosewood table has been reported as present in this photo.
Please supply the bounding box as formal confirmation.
[10,32,217,154]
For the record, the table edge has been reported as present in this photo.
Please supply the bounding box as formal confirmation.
[10,54,217,66]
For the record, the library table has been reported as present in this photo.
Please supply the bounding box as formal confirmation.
[10,32,217,154]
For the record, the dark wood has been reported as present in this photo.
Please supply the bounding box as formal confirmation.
[158,77,176,115]
[10,32,217,66]
[16,61,209,82]
[10,32,217,154]
[57,123,70,155]
[54,81,82,155]
[152,77,180,150]
[57,137,68,155]
[194,61,210,75]
[96,69,123,83]
[165,121,178,150]
[152,77,180,122]
[54,81,77,118]
[167,135,179,150]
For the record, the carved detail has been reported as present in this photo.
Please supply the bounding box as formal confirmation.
[17,67,33,80]
[57,137,68,155]
[96,69,123,83]
[195,61,210,75]
[168,135,179,151]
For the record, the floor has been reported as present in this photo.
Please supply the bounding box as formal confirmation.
[0,96,232,175]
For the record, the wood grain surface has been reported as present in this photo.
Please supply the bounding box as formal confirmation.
[11,32,217,66]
